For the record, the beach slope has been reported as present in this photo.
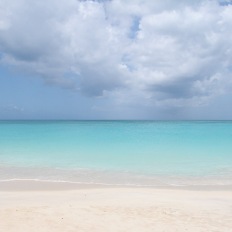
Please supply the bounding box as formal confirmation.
[0,183,232,232]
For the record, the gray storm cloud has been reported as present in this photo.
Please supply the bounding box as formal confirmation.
[0,0,232,110]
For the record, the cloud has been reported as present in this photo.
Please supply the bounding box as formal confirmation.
[0,104,24,113]
[0,0,232,112]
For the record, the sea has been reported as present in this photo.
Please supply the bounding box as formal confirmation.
[0,120,232,187]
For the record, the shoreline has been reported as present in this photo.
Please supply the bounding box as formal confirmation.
[1,179,232,191]
[1,164,232,191]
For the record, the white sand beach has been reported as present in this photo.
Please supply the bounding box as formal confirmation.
[0,181,232,232]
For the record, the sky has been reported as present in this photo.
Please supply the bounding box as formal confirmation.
[1,0,232,120]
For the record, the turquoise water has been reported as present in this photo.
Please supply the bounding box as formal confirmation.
[0,121,232,186]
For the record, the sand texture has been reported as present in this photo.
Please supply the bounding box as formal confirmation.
[0,185,232,232]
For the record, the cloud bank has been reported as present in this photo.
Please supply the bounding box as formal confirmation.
[1,0,232,114]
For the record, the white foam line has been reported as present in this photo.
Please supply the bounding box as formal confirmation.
[0,178,167,187]
[1,179,231,188]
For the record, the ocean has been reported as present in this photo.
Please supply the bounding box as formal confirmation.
[0,121,232,187]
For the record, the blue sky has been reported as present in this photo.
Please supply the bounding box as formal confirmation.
[1,0,232,120]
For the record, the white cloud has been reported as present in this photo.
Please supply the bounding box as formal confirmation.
[0,104,24,113]
[0,0,232,114]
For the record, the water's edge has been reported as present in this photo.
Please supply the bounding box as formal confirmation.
[1,165,232,189]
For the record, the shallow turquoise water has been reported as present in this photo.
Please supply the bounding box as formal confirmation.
[0,121,232,186]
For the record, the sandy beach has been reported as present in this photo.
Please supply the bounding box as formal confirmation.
[0,181,232,232]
